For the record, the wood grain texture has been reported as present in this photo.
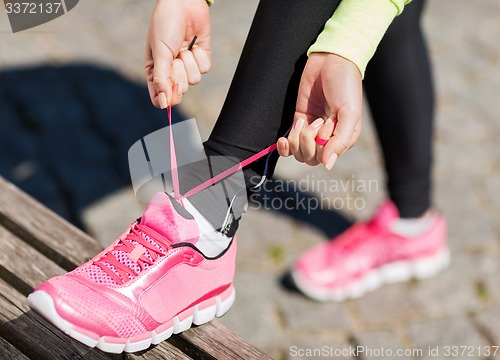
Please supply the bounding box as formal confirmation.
[0,226,65,295]
[0,336,30,360]
[179,321,273,360]
[0,279,110,360]
[126,342,193,360]
[0,177,101,270]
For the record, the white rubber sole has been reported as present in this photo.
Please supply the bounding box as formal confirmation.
[27,286,235,353]
[292,248,451,302]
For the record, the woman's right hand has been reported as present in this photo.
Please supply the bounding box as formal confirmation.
[145,0,212,108]
[277,53,362,170]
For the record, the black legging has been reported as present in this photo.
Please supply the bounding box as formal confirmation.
[202,0,434,219]
[365,0,434,217]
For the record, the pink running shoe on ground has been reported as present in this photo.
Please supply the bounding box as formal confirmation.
[28,192,236,353]
[292,201,449,302]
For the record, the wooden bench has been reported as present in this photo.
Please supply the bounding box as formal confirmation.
[0,176,271,360]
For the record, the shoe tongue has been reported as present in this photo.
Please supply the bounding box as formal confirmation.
[141,192,199,244]
[370,200,399,229]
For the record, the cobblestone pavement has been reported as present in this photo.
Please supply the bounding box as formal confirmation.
[1,1,500,359]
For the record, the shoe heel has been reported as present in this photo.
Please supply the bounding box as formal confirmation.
[216,286,236,317]
[414,248,451,279]
[191,285,235,326]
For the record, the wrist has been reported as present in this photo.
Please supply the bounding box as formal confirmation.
[308,0,405,77]
[313,52,359,71]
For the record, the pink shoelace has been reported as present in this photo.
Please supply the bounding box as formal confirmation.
[167,106,278,203]
[93,223,171,284]
[92,107,277,284]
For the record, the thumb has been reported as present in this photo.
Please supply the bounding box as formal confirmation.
[153,45,174,109]
[277,137,291,157]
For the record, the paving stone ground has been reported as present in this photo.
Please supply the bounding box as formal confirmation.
[1,1,500,359]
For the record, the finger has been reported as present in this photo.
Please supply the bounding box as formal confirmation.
[322,107,361,170]
[288,116,306,163]
[146,75,159,108]
[192,46,211,74]
[151,45,174,109]
[277,137,291,157]
[300,118,324,165]
[172,58,189,93]
[170,58,189,106]
[172,83,182,106]
[147,76,168,109]
[179,50,202,85]
[145,48,162,108]
[315,117,336,163]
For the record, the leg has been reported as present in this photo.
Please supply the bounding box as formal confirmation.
[205,0,341,184]
[292,1,448,302]
[186,0,341,232]
[364,0,434,218]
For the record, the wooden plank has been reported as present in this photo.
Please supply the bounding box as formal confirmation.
[0,336,30,360]
[179,321,272,360]
[0,278,111,360]
[0,226,65,295]
[126,341,193,360]
[0,176,101,270]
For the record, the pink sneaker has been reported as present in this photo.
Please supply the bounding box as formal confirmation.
[291,201,449,302]
[28,192,236,353]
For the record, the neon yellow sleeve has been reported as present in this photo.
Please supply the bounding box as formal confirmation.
[308,0,411,77]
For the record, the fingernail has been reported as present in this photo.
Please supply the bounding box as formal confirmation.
[325,117,333,125]
[325,153,338,170]
[177,83,183,96]
[312,118,324,128]
[278,138,287,150]
[158,92,168,109]
[294,118,305,132]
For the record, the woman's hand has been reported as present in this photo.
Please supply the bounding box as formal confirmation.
[145,0,211,108]
[277,53,363,169]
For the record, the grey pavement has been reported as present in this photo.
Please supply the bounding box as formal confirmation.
[1,1,500,359]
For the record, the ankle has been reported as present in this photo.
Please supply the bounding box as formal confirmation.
[183,198,235,257]
[390,208,437,237]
